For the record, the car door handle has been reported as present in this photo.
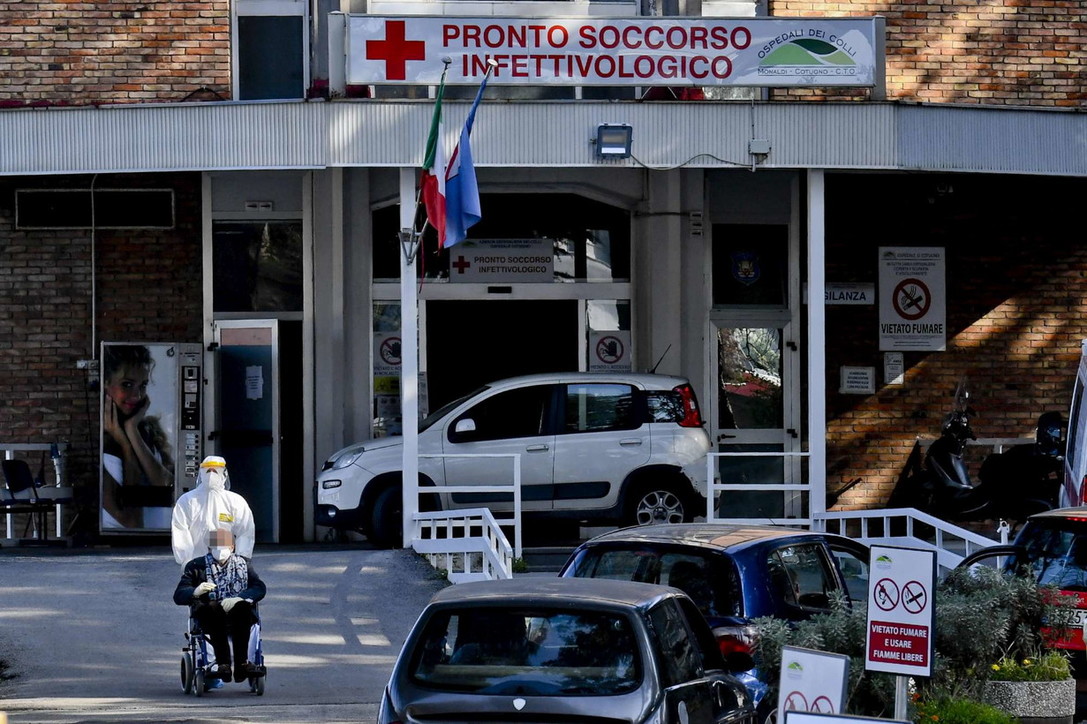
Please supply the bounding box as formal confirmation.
[619,439,643,446]
[525,444,549,452]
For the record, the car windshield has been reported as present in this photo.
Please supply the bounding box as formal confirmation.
[410,607,641,696]
[1012,518,1087,591]
[419,387,487,433]
[569,547,743,618]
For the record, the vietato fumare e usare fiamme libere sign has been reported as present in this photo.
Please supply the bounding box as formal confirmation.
[345,16,882,87]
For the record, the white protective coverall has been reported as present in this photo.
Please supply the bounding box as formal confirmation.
[171,456,256,565]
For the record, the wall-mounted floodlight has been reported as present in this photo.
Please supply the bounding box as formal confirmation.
[596,124,633,158]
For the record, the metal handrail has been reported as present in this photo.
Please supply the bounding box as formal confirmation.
[417,452,522,559]
[815,506,1005,573]
[412,507,514,582]
[706,450,811,524]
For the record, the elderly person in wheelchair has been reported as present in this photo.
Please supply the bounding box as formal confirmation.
[174,528,267,685]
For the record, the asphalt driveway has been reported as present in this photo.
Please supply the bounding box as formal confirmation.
[0,544,449,724]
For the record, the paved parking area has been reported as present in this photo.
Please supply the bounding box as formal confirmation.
[0,544,449,724]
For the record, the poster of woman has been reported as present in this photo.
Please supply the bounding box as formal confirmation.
[99,342,179,532]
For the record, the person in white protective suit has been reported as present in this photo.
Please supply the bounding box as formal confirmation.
[172,456,256,566]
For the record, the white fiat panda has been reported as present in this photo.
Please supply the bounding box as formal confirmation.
[315,373,713,547]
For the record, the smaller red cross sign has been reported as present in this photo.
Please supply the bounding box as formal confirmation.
[452,256,472,274]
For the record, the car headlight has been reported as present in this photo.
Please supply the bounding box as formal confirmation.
[331,450,363,469]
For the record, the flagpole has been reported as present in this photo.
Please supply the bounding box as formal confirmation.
[412,57,451,244]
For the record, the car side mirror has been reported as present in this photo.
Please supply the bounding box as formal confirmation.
[455,418,477,434]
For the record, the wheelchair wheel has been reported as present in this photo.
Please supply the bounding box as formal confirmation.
[194,669,205,697]
[181,652,194,694]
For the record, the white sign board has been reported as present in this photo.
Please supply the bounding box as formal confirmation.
[865,545,936,677]
[374,332,402,376]
[839,366,875,394]
[448,239,553,283]
[825,283,874,305]
[589,331,632,373]
[785,713,910,724]
[878,247,946,351]
[777,646,850,721]
[345,16,882,87]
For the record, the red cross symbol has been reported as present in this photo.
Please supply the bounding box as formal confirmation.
[365,20,426,81]
[452,256,471,274]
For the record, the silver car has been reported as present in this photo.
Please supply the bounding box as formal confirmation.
[378,577,756,724]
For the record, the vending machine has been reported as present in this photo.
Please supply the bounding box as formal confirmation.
[99,341,204,534]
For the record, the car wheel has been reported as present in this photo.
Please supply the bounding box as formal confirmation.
[369,486,403,548]
[628,484,689,526]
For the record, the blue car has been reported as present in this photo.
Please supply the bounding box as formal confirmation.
[559,522,871,723]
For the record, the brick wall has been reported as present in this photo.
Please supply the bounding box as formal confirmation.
[823,172,1087,509]
[0,173,203,508]
[0,2,231,106]
[769,0,1087,106]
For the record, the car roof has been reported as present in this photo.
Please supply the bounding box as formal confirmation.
[427,577,676,609]
[1029,506,1087,521]
[578,522,844,551]
[485,372,691,390]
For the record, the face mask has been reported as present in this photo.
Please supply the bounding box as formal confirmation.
[211,546,232,564]
[205,470,225,491]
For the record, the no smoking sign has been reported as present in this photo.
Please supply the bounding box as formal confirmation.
[865,545,936,677]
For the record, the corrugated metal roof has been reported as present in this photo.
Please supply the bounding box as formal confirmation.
[0,99,1083,176]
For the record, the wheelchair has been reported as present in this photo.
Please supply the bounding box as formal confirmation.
[180,603,266,696]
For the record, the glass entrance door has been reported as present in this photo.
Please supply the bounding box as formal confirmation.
[712,323,804,521]
[707,221,805,523]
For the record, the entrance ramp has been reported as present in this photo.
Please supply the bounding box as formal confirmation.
[815,507,1008,575]
[411,508,515,583]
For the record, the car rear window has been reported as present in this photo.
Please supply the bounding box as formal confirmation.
[1013,519,1087,591]
[645,390,685,422]
[410,608,641,696]
[568,546,743,618]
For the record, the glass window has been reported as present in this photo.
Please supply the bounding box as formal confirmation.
[212,221,303,312]
[371,194,631,282]
[237,16,304,100]
[1013,520,1087,590]
[767,544,838,611]
[830,546,871,603]
[562,384,638,434]
[647,600,703,687]
[411,608,641,695]
[569,547,743,618]
[449,385,552,443]
[717,327,783,430]
[712,224,788,307]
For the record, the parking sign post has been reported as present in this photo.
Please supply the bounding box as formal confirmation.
[864,545,936,718]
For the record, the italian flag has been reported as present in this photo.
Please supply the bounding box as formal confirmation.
[420,72,448,245]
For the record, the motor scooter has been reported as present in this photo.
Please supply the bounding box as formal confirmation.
[888,382,1062,523]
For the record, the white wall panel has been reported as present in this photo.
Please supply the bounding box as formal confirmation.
[1,100,1084,177]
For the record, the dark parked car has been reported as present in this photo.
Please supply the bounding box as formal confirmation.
[960,506,1087,683]
[559,523,871,721]
[378,577,757,724]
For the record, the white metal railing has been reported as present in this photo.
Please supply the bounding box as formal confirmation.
[409,453,522,582]
[412,508,515,583]
[706,451,812,526]
[815,507,1007,574]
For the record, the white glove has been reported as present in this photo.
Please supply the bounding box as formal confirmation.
[221,596,243,613]
[194,581,216,597]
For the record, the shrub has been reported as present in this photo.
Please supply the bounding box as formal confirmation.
[913,695,1016,724]
[987,650,1071,682]
[753,594,897,717]
[926,565,1076,700]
